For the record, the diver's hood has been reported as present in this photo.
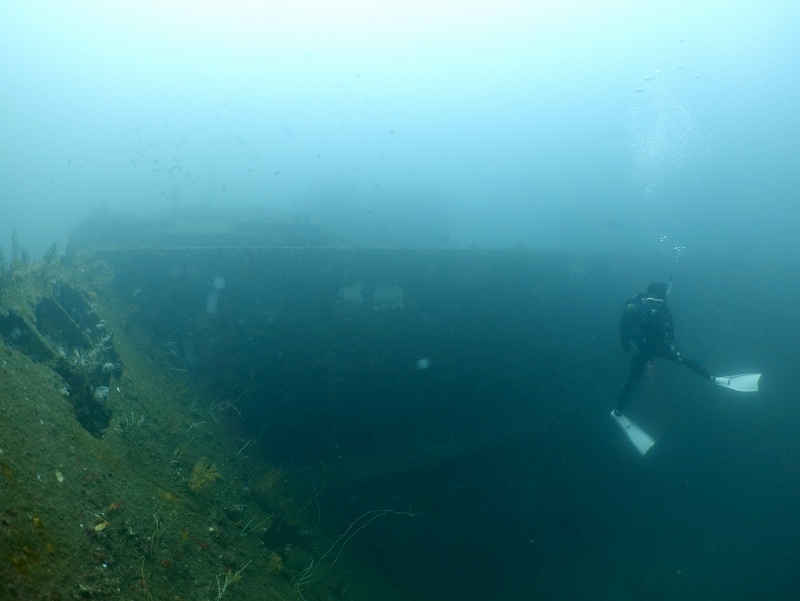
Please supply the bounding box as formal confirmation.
[645,276,673,302]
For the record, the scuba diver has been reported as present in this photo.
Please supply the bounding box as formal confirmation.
[610,279,761,456]
[614,280,713,417]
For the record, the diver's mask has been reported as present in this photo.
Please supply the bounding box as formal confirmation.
[644,296,666,304]
[644,276,672,310]
[644,296,666,312]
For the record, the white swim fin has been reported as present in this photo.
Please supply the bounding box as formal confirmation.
[610,411,655,456]
[713,373,761,392]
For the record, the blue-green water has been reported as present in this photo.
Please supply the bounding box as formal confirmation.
[1,1,798,257]
[2,1,800,598]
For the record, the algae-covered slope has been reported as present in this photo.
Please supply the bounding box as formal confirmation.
[0,252,401,601]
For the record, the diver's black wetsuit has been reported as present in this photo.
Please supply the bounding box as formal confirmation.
[616,291,713,414]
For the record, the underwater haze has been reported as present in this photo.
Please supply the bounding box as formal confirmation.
[1,0,798,256]
[4,3,800,600]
